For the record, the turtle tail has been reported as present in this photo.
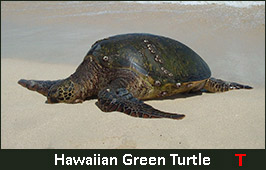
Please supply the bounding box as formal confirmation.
[18,79,62,96]
[204,77,253,93]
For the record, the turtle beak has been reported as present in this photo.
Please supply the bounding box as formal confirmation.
[18,79,62,97]
[18,79,49,96]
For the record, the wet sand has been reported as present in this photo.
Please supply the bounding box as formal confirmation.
[1,2,265,149]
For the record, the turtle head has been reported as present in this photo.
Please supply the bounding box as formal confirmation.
[47,79,82,104]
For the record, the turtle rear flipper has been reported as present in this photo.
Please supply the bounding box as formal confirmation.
[204,77,253,93]
[96,88,185,120]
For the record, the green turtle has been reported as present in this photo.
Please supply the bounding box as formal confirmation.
[18,33,252,120]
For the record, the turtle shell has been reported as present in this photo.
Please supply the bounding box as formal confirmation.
[87,33,211,85]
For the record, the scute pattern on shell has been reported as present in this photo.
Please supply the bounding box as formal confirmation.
[87,33,211,89]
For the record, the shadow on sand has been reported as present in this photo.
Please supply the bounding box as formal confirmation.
[148,91,205,101]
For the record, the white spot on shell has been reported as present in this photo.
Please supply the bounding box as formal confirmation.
[106,88,110,92]
[187,83,193,88]
[144,39,148,43]
[103,56,108,61]
[176,83,181,88]
[161,91,167,96]
[155,80,161,86]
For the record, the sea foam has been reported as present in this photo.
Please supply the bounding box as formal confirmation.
[124,1,265,8]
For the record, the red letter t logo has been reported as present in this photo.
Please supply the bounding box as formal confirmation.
[235,154,246,166]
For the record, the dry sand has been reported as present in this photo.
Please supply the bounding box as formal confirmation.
[1,58,264,149]
[1,2,265,149]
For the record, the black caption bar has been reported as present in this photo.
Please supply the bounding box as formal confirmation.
[0,149,265,170]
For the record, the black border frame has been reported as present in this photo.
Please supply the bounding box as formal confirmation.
[1,0,265,169]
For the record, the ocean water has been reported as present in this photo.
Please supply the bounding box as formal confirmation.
[1,1,265,22]
[1,1,265,86]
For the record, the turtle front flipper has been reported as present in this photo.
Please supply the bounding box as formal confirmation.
[96,87,185,120]
[204,77,253,93]
[18,79,62,96]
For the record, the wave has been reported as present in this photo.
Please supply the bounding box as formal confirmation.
[123,1,265,8]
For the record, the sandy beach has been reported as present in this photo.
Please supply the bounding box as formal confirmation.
[1,1,265,149]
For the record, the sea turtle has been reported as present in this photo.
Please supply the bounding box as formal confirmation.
[18,33,252,120]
